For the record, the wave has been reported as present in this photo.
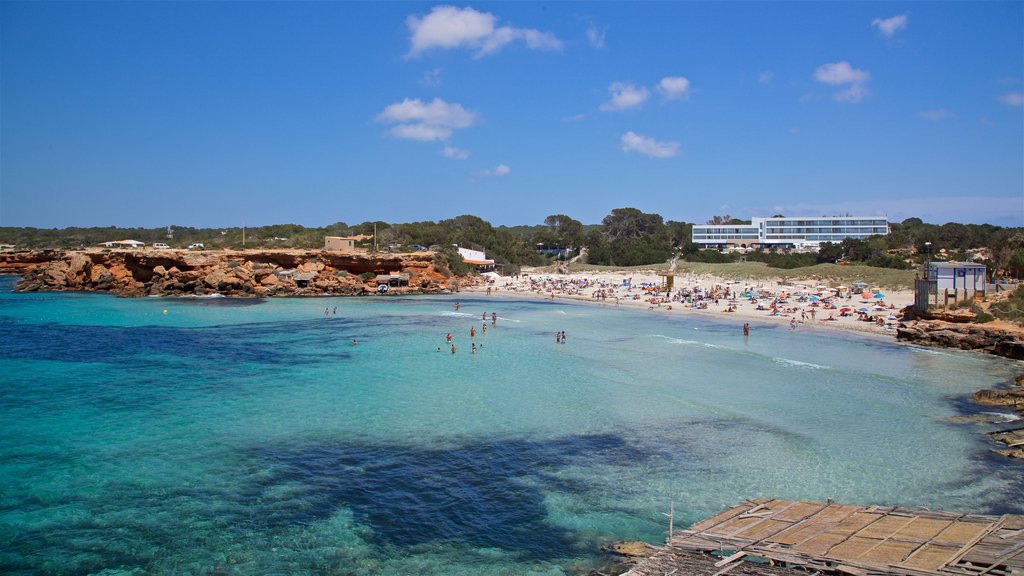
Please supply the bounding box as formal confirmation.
[982,411,1021,423]
[772,357,827,370]
[651,335,728,350]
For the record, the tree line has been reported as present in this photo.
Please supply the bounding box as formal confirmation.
[2,211,1022,276]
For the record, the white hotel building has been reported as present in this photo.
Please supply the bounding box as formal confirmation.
[692,216,889,250]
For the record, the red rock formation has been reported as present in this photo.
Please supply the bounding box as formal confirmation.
[11,249,474,297]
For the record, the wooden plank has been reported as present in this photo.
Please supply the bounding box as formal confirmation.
[934,521,995,547]
[857,515,916,540]
[769,504,860,545]
[737,519,795,542]
[867,539,920,564]
[690,499,770,533]
[713,550,747,567]
[791,531,852,556]
[898,517,956,542]
[831,512,886,536]
[828,536,885,562]
[898,542,962,572]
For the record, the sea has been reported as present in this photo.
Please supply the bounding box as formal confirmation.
[1,274,1021,576]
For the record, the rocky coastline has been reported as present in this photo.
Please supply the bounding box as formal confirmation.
[2,249,468,297]
[896,318,1024,360]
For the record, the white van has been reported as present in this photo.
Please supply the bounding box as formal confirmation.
[152,243,170,249]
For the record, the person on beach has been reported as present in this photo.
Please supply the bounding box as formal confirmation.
[446,332,452,343]
[471,326,476,338]
[451,344,457,354]
[455,302,460,311]
[492,312,497,325]
[482,312,487,321]
[561,332,566,344]
[743,323,750,336]
[472,343,477,354]
[790,318,797,330]
[324,307,329,317]
[482,323,487,334]
[332,307,337,315]
[555,331,561,343]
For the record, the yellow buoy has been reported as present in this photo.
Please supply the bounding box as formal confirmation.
[163,310,168,315]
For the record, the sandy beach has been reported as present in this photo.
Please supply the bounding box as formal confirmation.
[463,268,914,337]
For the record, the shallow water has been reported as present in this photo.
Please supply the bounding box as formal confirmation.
[1,276,1021,575]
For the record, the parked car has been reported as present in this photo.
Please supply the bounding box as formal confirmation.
[188,243,205,249]
[152,243,170,249]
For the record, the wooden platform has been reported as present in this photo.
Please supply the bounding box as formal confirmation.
[628,499,1024,576]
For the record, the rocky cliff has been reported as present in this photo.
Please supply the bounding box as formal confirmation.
[7,249,469,297]
[896,319,1024,360]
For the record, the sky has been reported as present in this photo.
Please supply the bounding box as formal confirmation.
[1,1,1022,229]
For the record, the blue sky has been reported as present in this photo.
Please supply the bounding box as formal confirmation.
[1,1,1022,228]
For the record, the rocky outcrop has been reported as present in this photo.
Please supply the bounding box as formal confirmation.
[897,320,1024,360]
[12,249,472,297]
[973,386,1024,409]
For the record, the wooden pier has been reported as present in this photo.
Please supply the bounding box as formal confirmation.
[622,499,1024,576]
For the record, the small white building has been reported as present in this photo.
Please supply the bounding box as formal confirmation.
[102,239,145,249]
[929,262,987,293]
[457,246,495,272]
[324,236,358,251]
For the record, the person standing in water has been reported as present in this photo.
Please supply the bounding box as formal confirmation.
[470,326,476,338]
[743,323,750,336]
[491,312,497,325]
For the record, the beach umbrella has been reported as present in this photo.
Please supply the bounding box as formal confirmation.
[840,307,852,312]
[858,307,869,312]
[861,292,872,299]
[874,293,885,299]
[809,296,819,301]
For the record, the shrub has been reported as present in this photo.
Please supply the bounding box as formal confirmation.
[359,272,376,281]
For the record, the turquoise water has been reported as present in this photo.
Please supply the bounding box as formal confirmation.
[1,275,1021,575]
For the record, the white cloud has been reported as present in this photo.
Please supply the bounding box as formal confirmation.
[376,97,477,142]
[620,131,680,159]
[600,82,650,111]
[406,6,561,58]
[378,98,476,128]
[657,76,692,101]
[420,68,443,87]
[997,92,1024,107]
[814,61,871,103]
[562,113,586,122]
[918,108,955,120]
[758,70,774,84]
[476,164,511,179]
[586,23,606,48]
[441,146,470,160]
[872,13,908,38]
[388,124,451,141]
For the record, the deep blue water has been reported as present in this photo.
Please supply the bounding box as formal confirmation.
[0,275,1021,575]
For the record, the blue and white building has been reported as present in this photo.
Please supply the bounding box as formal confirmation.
[692,216,889,250]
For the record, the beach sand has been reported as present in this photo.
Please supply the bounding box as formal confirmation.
[463,268,913,338]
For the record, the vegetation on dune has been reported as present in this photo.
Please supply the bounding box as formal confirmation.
[1,211,1021,279]
[990,286,1024,324]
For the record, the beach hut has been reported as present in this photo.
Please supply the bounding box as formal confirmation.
[375,272,410,288]
[324,236,361,251]
[928,261,987,305]
[294,272,317,288]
